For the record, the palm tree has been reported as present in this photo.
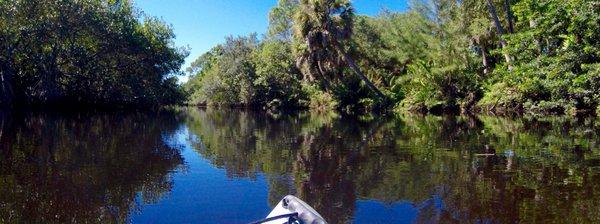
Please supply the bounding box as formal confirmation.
[293,0,388,101]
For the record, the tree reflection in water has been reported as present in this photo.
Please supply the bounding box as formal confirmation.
[0,108,597,223]
[184,108,600,224]
[0,110,185,223]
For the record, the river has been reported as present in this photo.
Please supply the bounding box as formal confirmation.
[0,108,598,223]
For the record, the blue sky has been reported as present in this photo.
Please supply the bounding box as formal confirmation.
[134,0,409,82]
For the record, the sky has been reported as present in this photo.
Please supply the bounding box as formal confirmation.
[134,0,409,82]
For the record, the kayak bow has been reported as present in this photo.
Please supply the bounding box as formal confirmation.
[250,195,327,224]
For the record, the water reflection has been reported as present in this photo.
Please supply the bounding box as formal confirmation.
[0,111,185,223]
[0,108,598,223]
[184,108,600,223]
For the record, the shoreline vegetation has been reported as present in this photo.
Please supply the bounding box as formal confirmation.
[0,0,188,109]
[182,0,599,116]
[1,0,598,116]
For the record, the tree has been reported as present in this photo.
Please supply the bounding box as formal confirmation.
[293,0,388,102]
[252,40,305,109]
[0,1,15,106]
[504,0,514,33]
[183,0,599,115]
[268,0,299,42]
[477,0,600,114]
[0,0,188,108]
[184,35,259,106]
[485,0,513,69]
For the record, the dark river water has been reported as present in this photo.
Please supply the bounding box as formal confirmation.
[0,108,599,223]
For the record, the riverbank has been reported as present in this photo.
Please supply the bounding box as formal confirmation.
[186,103,599,118]
[183,0,598,119]
[0,0,187,108]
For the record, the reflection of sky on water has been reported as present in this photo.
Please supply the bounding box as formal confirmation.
[2,110,598,223]
[130,126,420,224]
[354,200,417,223]
[131,126,270,223]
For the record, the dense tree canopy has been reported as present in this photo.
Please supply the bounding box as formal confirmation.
[479,0,600,115]
[183,34,307,109]
[1,0,597,114]
[0,0,188,108]
[185,0,599,115]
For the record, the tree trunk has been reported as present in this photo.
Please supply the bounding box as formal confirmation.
[316,60,332,90]
[0,114,3,141]
[486,0,513,70]
[0,74,13,106]
[0,61,14,106]
[42,45,61,103]
[334,44,388,102]
[486,0,506,35]
[481,44,490,75]
[530,19,542,54]
[499,40,512,71]
[504,0,514,33]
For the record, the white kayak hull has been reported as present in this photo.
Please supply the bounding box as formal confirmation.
[262,195,327,224]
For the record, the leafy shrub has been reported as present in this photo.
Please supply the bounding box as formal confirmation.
[301,84,338,111]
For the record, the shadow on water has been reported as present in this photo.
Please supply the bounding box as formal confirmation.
[0,110,186,223]
[183,108,600,224]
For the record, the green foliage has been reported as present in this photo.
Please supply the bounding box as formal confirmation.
[292,0,389,106]
[184,46,222,105]
[0,0,188,108]
[1,0,597,115]
[370,1,483,113]
[185,35,306,109]
[292,0,354,84]
[268,0,299,41]
[301,83,338,111]
[185,35,258,106]
[183,0,598,116]
[253,40,306,109]
[479,0,600,114]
